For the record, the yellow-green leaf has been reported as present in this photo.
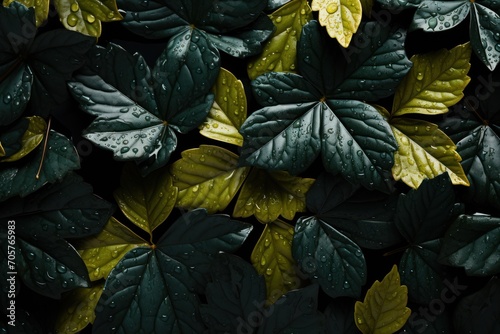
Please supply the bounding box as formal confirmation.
[53,0,123,37]
[392,43,471,117]
[1,116,46,162]
[77,217,149,281]
[55,282,104,334]
[199,68,247,146]
[355,265,411,334]
[3,0,50,26]
[311,0,362,48]
[251,219,302,304]
[233,168,314,223]
[247,0,312,80]
[391,118,469,188]
[0,142,5,157]
[170,145,250,214]
[113,163,178,236]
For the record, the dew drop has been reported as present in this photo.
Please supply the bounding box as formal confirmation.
[67,13,78,27]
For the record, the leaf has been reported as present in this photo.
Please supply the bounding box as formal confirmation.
[410,1,469,33]
[439,214,500,276]
[390,118,469,188]
[0,116,28,157]
[200,253,266,332]
[0,130,80,201]
[0,64,32,126]
[0,142,4,157]
[3,0,50,26]
[293,216,367,298]
[251,220,301,304]
[324,300,358,334]
[247,0,312,80]
[53,0,123,37]
[311,0,362,47]
[114,163,178,235]
[1,116,46,162]
[392,43,471,117]
[170,145,250,214]
[199,68,247,146]
[400,307,452,333]
[359,0,373,15]
[76,217,149,281]
[55,282,104,334]
[234,168,314,223]
[355,265,411,334]
[470,3,500,71]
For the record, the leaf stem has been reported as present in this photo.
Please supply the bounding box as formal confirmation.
[35,116,52,179]
[465,99,488,125]
[383,244,408,256]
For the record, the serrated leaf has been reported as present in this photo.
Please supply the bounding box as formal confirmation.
[77,217,149,281]
[293,216,367,298]
[55,282,104,334]
[170,145,250,214]
[410,1,469,33]
[470,3,500,71]
[392,43,471,117]
[114,163,178,235]
[0,64,32,126]
[53,0,122,37]
[311,0,362,47]
[247,0,312,80]
[3,0,49,26]
[1,116,46,162]
[390,118,469,188]
[234,168,314,223]
[355,265,411,334]
[251,220,301,304]
[199,68,247,146]
[439,214,500,276]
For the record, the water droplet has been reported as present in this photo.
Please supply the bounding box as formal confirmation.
[86,13,95,23]
[260,257,266,266]
[67,13,78,27]
[70,2,79,12]
[266,268,273,275]
[3,94,12,104]
[417,72,424,80]
[326,3,338,13]
[56,264,67,273]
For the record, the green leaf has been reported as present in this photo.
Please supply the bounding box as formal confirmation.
[257,284,326,334]
[234,168,314,223]
[355,265,411,334]
[0,65,32,126]
[360,0,373,15]
[376,0,422,10]
[251,220,301,304]
[0,130,80,201]
[1,116,46,162]
[400,308,452,333]
[410,1,469,32]
[324,300,358,334]
[470,3,500,71]
[114,163,178,236]
[247,0,312,80]
[200,253,266,332]
[170,145,250,214]
[53,0,123,37]
[199,68,247,146]
[4,0,50,26]
[0,116,29,157]
[311,0,362,47]
[293,216,367,298]
[439,214,500,276]
[392,43,471,117]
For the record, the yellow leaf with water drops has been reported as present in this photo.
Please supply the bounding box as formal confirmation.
[55,281,104,334]
[3,0,50,26]
[199,68,247,146]
[247,0,312,80]
[355,265,411,334]
[170,145,251,214]
[392,43,471,117]
[53,0,122,37]
[390,118,469,189]
[251,220,302,304]
[77,217,149,281]
[311,0,362,48]
[233,168,315,223]
[1,116,46,162]
[113,163,178,236]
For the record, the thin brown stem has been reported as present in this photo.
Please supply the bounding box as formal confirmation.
[465,99,488,126]
[35,117,52,179]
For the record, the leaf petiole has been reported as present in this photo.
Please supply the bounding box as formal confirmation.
[35,116,51,179]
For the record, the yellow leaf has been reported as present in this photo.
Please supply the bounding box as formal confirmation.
[1,116,46,162]
[233,168,314,223]
[170,145,250,214]
[53,0,123,37]
[391,118,469,188]
[55,282,104,334]
[251,220,302,304]
[355,265,411,334]
[113,163,178,235]
[247,0,312,80]
[311,0,362,48]
[77,217,149,281]
[3,0,50,26]
[392,43,471,117]
[199,68,247,146]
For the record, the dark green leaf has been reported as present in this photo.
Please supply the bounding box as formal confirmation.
[376,0,423,10]
[256,284,325,334]
[293,216,367,298]
[267,0,292,10]
[410,1,469,32]
[470,3,500,71]
[0,130,80,201]
[200,253,266,333]
[323,300,358,334]
[251,72,320,105]
[453,277,500,333]
[400,308,452,333]
[0,307,44,333]
[0,66,32,126]
[0,2,36,57]
[0,117,29,157]
[439,214,500,276]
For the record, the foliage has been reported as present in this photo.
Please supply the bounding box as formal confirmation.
[0,0,499,333]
